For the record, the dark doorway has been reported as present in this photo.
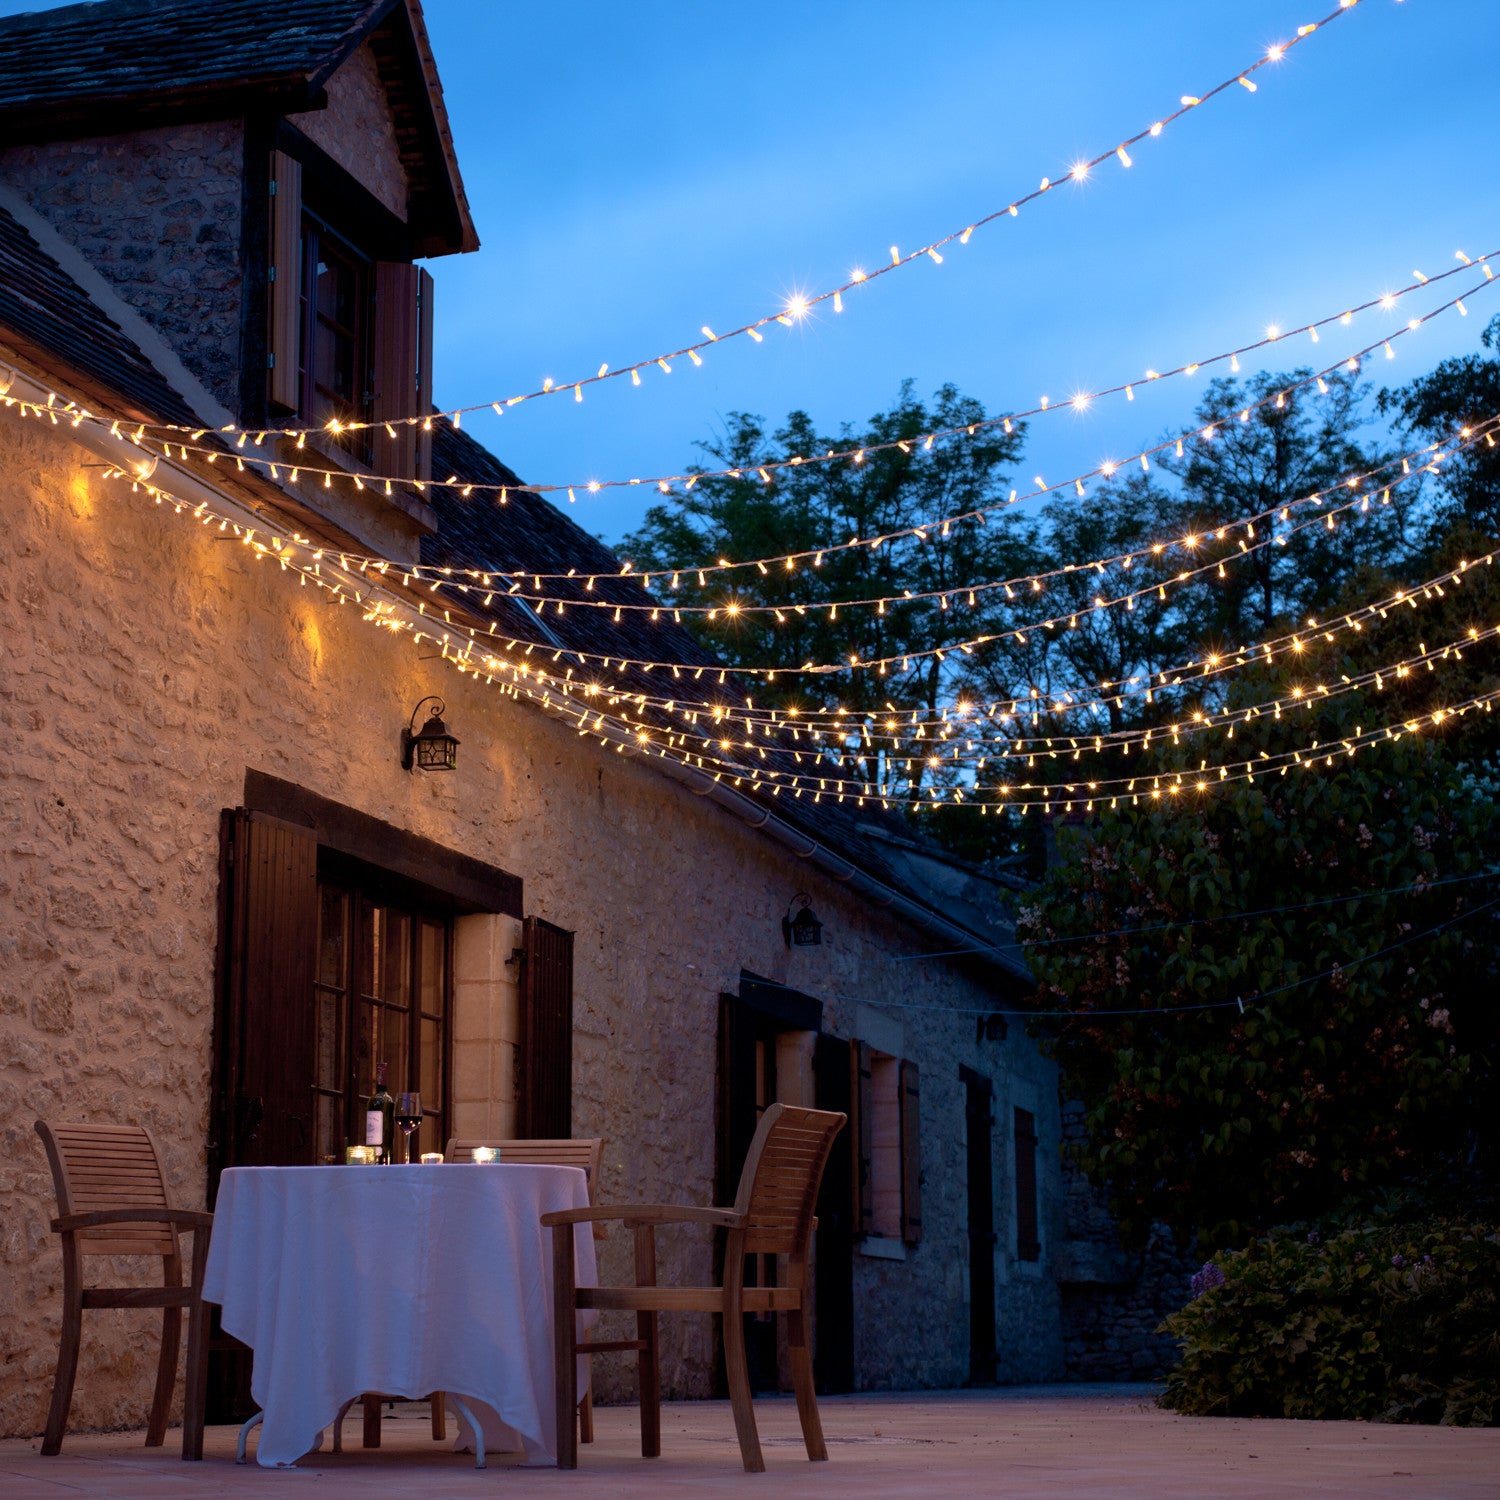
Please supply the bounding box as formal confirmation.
[961,1067,997,1383]
[716,976,822,1395]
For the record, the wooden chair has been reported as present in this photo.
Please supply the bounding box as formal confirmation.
[336,1136,607,1453]
[543,1102,846,1473]
[34,1121,213,1460]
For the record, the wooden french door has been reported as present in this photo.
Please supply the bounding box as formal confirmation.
[208,811,451,1420]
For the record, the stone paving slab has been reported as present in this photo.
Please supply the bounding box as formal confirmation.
[2,1386,1496,1499]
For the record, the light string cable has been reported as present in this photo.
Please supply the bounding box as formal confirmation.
[100,422,1500,753]
[75,424,1500,815]
[63,252,1494,518]
[895,865,1500,964]
[91,1,1367,444]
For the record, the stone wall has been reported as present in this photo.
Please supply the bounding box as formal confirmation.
[1056,1100,1195,1380]
[1,123,245,412]
[0,409,1065,1436]
[288,43,409,222]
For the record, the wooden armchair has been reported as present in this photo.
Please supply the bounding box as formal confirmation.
[34,1121,213,1460]
[543,1102,846,1473]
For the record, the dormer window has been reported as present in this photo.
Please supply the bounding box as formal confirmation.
[267,149,433,483]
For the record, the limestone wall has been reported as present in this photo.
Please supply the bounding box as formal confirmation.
[0,410,1064,1436]
[1,122,246,412]
[288,43,409,222]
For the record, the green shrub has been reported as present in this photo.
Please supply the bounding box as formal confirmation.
[1159,1219,1500,1425]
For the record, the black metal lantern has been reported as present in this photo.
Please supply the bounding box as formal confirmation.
[401,696,459,772]
[782,893,823,949]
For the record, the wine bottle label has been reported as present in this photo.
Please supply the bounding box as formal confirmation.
[365,1110,384,1146]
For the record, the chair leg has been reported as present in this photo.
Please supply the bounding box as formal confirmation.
[552,1223,579,1469]
[577,1388,594,1445]
[181,1236,212,1461]
[146,1304,181,1447]
[721,1301,765,1473]
[786,1307,828,1461]
[41,1285,83,1457]
[633,1225,660,1459]
[431,1391,447,1441]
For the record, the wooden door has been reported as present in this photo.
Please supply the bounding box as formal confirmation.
[962,1068,997,1383]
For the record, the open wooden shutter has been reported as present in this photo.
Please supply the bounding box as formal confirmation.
[1014,1106,1040,1261]
[415,266,434,483]
[211,810,318,1172]
[899,1059,922,1245]
[519,916,573,1137]
[266,151,302,412]
[854,1040,874,1237]
[372,262,419,478]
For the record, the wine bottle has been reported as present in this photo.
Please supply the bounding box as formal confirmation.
[366,1062,395,1164]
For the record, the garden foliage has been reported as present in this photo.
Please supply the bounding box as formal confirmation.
[1160,1218,1500,1425]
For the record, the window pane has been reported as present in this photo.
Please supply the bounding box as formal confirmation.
[420,1016,441,1112]
[315,989,344,1091]
[419,920,445,1017]
[314,1092,341,1164]
[317,886,346,987]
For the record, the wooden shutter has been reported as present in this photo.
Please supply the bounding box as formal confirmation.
[211,810,318,1172]
[519,916,573,1138]
[899,1059,922,1245]
[1014,1106,1040,1261]
[372,262,419,478]
[854,1040,874,1237]
[415,266,434,483]
[266,151,302,412]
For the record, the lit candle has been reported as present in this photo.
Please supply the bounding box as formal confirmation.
[345,1146,373,1165]
[471,1147,497,1164]
[420,1153,443,1165]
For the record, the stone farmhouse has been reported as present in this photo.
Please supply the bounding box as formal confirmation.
[0,0,1156,1441]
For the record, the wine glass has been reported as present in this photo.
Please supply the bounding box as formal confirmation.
[394,1092,423,1164]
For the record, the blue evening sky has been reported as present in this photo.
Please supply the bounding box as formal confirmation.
[415,0,1498,545]
[5,0,1496,547]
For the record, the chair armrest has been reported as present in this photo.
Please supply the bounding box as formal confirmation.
[52,1208,213,1234]
[541,1204,742,1230]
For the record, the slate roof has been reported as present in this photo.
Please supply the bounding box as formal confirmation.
[0,0,384,119]
[0,0,475,255]
[0,199,202,427]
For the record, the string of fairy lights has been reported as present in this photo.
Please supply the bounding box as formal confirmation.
[85,411,1498,706]
[6,0,1493,825]
[66,0,1367,444]
[85,416,1499,763]
[25,257,1491,522]
[78,448,1500,812]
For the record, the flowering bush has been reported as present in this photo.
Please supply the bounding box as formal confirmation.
[1159,1218,1500,1424]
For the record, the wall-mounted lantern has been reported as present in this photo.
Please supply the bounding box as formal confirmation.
[977,1012,1009,1044]
[782,892,823,949]
[401,696,459,772]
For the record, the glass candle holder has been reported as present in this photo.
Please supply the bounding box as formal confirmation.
[345,1145,374,1165]
[471,1146,497,1164]
[420,1152,444,1165]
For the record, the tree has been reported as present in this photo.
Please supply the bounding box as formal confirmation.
[1017,683,1497,1251]
[1160,369,1406,643]
[621,382,1031,797]
[1379,313,1500,535]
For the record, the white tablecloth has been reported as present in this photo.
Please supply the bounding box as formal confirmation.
[203,1163,597,1467]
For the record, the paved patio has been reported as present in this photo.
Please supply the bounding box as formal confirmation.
[3,1386,1496,1499]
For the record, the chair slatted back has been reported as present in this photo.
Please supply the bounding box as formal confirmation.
[36,1122,177,1258]
[733,1104,845,1258]
[445,1137,604,1195]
